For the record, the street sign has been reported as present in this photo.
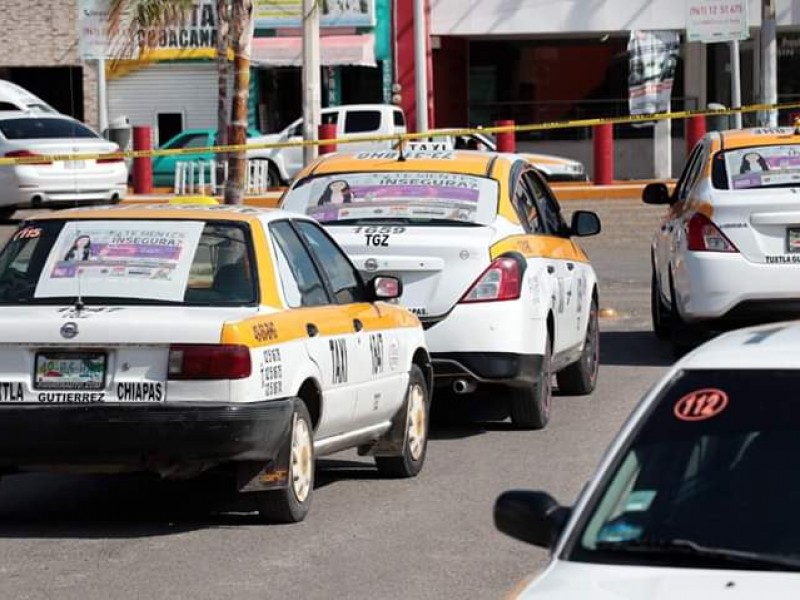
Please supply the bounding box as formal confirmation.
[686,0,749,43]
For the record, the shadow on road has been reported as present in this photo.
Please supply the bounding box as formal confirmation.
[599,330,674,367]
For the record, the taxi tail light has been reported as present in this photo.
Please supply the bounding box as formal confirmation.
[168,344,251,380]
[686,213,739,253]
[459,257,522,303]
[4,150,52,165]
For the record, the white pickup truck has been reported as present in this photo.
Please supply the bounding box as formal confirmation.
[259,104,407,184]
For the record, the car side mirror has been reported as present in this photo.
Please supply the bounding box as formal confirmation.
[642,182,671,205]
[494,490,572,549]
[367,276,403,301]
[570,210,601,237]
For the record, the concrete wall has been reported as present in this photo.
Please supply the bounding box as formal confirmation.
[0,0,97,128]
[519,136,688,181]
[431,0,800,36]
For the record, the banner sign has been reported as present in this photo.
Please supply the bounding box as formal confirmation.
[686,0,749,43]
[78,0,218,60]
[628,31,681,116]
[254,0,375,29]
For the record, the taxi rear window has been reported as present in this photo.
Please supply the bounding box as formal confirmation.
[712,144,800,190]
[567,368,800,568]
[282,171,499,226]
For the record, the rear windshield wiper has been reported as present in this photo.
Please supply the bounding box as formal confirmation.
[595,538,800,571]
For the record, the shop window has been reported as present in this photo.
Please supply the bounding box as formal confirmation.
[157,113,184,147]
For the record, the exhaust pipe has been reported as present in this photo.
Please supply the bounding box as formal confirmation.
[452,378,476,395]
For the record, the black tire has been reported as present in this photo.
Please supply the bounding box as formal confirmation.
[651,269,671,340]
[254,400,314,524]
[0,207,15,221]
[669,276,695,359]
[509,331,552,430]
[556,297,599,395]
[267,163,281,189]
[375,365,430,478]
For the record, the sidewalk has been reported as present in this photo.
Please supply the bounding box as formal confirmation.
[122,180,677,205]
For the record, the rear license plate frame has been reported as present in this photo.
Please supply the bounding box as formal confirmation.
[34,351,107,391]
[64,160,86,170]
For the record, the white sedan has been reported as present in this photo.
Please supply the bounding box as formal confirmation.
[496,322,800,598]
[0,203,431,523]
[644,127,800,353]
[0,111,127,218]
[281,149,601,429]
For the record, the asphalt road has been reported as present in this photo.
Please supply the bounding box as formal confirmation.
[0,199,675,600]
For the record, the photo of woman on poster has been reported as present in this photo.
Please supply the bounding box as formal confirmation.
[63,235,92,262]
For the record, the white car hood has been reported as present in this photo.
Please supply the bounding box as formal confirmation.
[0,305,261,345]
[518,560,800,599]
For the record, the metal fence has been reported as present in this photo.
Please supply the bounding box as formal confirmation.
[174,160,270,196]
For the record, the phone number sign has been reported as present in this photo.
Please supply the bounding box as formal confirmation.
[686,0,749,43]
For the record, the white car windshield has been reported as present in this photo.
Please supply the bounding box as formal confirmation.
[283,171,499,226]
[0,219,257,306]
[716,144,800,190]
[567,369,800,571]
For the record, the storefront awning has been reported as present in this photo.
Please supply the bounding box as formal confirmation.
[251,33,376,67]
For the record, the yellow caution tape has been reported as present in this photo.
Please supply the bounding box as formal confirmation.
[2,100,800,166]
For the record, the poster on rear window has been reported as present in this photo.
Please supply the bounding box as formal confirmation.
[34,221,203,302]
[726,145,800,190]
[302,172,489,224]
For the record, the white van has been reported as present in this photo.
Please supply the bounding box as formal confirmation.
[0,80,58,114]
[256,104,406,184]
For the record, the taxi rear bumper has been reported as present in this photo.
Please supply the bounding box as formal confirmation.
[0,400,294,472]
[432,352,544,387]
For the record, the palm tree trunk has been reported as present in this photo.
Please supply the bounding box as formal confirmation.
[216,0,230,193]
[223,0,254,205]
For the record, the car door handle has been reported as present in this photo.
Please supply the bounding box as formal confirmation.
[306,323,318,338]
[566,262,575,271]
[353,319,363,332]
[547,265,555,274]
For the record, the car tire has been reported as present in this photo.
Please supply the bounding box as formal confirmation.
[556,297,599,395]
[651,270,671,340]
[248,159,280,191]
[254,400,314,524]
[509,331,552,430]
[375,365,430,478]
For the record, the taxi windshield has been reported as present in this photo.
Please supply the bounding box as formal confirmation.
[567,369,800,571]
[714,144,800,190]
[0,219,257,306]
[282,171,499,226]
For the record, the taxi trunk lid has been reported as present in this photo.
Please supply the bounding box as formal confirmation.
[328,224,494,317]
[710,189,800,263]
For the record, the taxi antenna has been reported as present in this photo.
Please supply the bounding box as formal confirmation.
[397,136,406,162]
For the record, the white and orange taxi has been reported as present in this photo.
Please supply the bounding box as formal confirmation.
[0,203,431,523]
[644,127,800,353]
[281,149,601,429]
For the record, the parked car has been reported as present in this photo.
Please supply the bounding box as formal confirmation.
[281,149,601,429]
[495,321,800,598]
[0,202,431,523]
[0,111,127,218]
[412,130,588,182]
[644,127,800,354]
[151,127,280,188]
[0,80,58,114]
[261,103,407,184]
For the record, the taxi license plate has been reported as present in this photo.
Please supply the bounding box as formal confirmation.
[64,160,86,169]
[788,227,800,253]
[34,352,106,390]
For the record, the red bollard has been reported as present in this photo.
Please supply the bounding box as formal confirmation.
[318,123,337,155]
[685,115,706,156]
[593,123,614,186]
[494,119,516,153]
[132,126,153,194]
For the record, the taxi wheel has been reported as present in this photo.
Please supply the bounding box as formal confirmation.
[375,365,430,478]
[510,331,552,430]
[669,278,696,358]
[651,271,671,340]
[254,400,314,524]
[556,298,599,395]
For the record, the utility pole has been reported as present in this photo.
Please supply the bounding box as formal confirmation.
[413,0,428,132]
[97,58,108,135]
[730,39,743,129]
[760,0,777,126]
[302,0,321,166]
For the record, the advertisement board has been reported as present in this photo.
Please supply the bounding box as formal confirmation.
[686,0,749,43]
